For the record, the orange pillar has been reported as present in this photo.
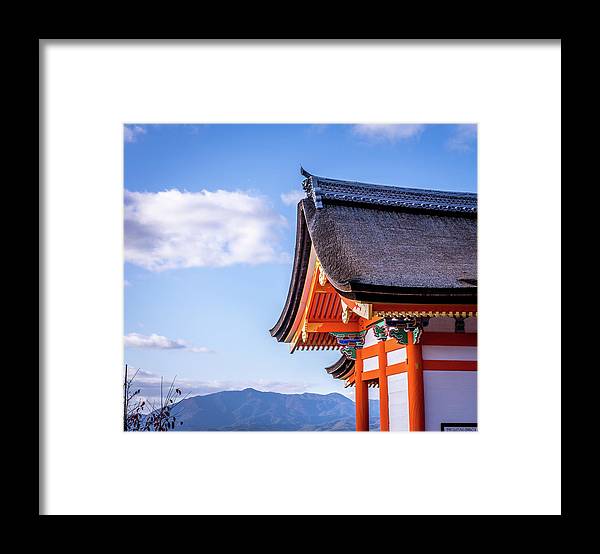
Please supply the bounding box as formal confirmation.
[406,331,425,431]
[355,348,369,431]
[377,341,390,431]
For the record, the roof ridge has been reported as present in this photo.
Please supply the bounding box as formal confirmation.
[300,167,477,214]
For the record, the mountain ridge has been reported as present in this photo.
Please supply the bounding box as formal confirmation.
[169,387,379,431]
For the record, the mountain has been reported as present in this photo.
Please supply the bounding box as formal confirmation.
[169,388,380,431]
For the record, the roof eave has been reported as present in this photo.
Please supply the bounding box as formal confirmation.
[301,168,477,215]
[269,202,311,341]
[333,283,478,305]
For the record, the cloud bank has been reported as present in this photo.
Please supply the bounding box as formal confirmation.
[124,333,213,353]
[352,124,425,142]
[446,124,477,152]
[124,188,288,271]
[280,190,305,206]
[124,125,147,143]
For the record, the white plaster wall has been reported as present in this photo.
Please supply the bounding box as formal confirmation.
[424,317,455,333]
[465,316,477,333]
[422,345,477,361]
[387,347,407,366]
[362,355,379,371]
[423,371,477,431]
[424,317,478,334]
[363,327,379,348]
[368,386,380,431]
[388,373,409,432]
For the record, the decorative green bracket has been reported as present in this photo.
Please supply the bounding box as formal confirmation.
[330,330,367,361]
[373,320,388,341]
[389,327,410,345]
[340,346,356,360]
[329,330,366,348]
[371,317,427,345]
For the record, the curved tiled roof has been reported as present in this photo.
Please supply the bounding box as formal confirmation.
[325,355,355,380]
[269,200,312,342]
[270,169,477,342]
[302,198,477,300]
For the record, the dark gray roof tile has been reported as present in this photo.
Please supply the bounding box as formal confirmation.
[301,167,476,214]
[325,355,355,380]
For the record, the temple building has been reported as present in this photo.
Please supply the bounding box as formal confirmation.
[270,168,477,432]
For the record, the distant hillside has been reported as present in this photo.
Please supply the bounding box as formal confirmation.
[170,388,380,431]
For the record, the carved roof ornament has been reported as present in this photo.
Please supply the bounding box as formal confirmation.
[353,301,372,320]
[300,166,323,208]
[300,167,477,214]
[375,317,430,345]
[318,263,327,286]
[340,299,350,324]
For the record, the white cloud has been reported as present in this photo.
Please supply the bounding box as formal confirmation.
[124,125,147,143]
[186,346,213,354]
[125,333,186,350]
[124,333,213,353]
[352,124,425,142]
[280,189,305,206]
[446,124,477,152]
[124,188,288,271]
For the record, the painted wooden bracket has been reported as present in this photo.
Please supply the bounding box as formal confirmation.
[372,317,429,345]
[330,330,367,360]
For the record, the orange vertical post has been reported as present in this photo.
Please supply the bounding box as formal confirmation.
[406,331,425,431]
[354,348,369,431]
[377,340,390,431]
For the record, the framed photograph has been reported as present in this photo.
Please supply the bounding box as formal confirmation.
[123,123,478,433]
[40,39,561,515]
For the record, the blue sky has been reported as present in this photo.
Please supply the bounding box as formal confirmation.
[124,124,477,400]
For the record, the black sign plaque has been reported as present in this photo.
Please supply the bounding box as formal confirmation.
[441,422,477,431]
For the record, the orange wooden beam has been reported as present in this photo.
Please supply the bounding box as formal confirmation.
[360,339,407,357]
[355,348,369,431]
[290,260,324,350]
[360,343,379,359]
[406,331,425,432]
[361,368,381,381]
[377,340,389,432]
[386,362,408,375]
[384,340,405,353]
[305,321,360,333]
[313,282,336,294]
